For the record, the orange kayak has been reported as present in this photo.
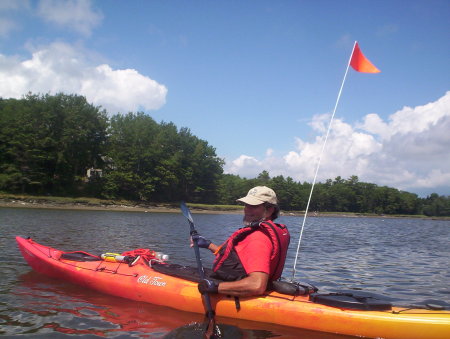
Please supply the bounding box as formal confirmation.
[16,236,450,339]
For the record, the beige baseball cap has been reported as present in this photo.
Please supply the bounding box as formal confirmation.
[237,186,277,205]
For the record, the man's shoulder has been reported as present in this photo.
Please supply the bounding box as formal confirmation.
[245,228,273,242]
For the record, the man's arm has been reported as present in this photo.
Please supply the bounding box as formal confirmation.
[217,272,269,296]
[206,243,219,253]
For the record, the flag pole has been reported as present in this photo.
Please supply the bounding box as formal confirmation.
[290,41,357,281]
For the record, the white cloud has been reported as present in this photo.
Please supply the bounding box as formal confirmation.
[80,64,167,113]
[357,113,389,138]
[225,91,450,194]
[227,155,262,178]
[0,42,167,114]
[415,169,450,188]
[382,93,450,138]
[37,0,103,36]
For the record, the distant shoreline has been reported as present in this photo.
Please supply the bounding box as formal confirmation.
[1,197,448,220]
[0,197,236,214]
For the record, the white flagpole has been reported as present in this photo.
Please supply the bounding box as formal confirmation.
[290,41,357,281]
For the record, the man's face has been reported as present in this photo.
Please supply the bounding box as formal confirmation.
[243,203,270,225]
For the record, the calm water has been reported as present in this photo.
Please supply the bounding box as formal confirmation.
[1,207,449,338]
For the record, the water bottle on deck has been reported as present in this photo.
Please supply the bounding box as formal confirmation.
[101,253,131,263]
[154,252,169,261]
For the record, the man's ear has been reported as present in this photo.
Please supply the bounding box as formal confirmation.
[265,205,275,217]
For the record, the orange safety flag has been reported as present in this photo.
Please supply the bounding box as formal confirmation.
[350,42,380,73]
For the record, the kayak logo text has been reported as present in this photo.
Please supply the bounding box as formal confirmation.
[137,275,166,287]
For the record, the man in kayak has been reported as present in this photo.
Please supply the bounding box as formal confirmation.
[192,186,290,297]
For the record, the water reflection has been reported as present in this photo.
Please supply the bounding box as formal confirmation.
[6,271,347,338]
[9,271,199,337]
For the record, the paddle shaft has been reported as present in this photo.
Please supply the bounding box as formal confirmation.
[180,202,216,336]
[189,221,215,317]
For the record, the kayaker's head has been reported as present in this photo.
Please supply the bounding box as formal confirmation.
[237,186,280,225]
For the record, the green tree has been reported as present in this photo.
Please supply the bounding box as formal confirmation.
[422,194,450,216]
[103,113,223,202]
[217,174,247,204]
[0,93,107,195]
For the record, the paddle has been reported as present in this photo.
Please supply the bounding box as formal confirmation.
[180,201,220,339]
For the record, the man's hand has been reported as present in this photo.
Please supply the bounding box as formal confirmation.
[191,234,211,249]
[198,279,219,294]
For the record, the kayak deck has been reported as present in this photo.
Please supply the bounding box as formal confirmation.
[16,236,450,339]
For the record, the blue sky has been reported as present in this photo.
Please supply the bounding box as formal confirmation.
[1,0,449,196]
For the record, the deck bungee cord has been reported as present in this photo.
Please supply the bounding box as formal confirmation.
[26,237,146,277]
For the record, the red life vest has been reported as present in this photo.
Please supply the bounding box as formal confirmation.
[212,220,290,281]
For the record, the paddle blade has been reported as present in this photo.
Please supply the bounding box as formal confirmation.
[204,317,219,339]
[180,201,194,223]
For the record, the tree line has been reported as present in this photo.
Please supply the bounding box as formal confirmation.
[1,93,449,216]
[219,172,450,216]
